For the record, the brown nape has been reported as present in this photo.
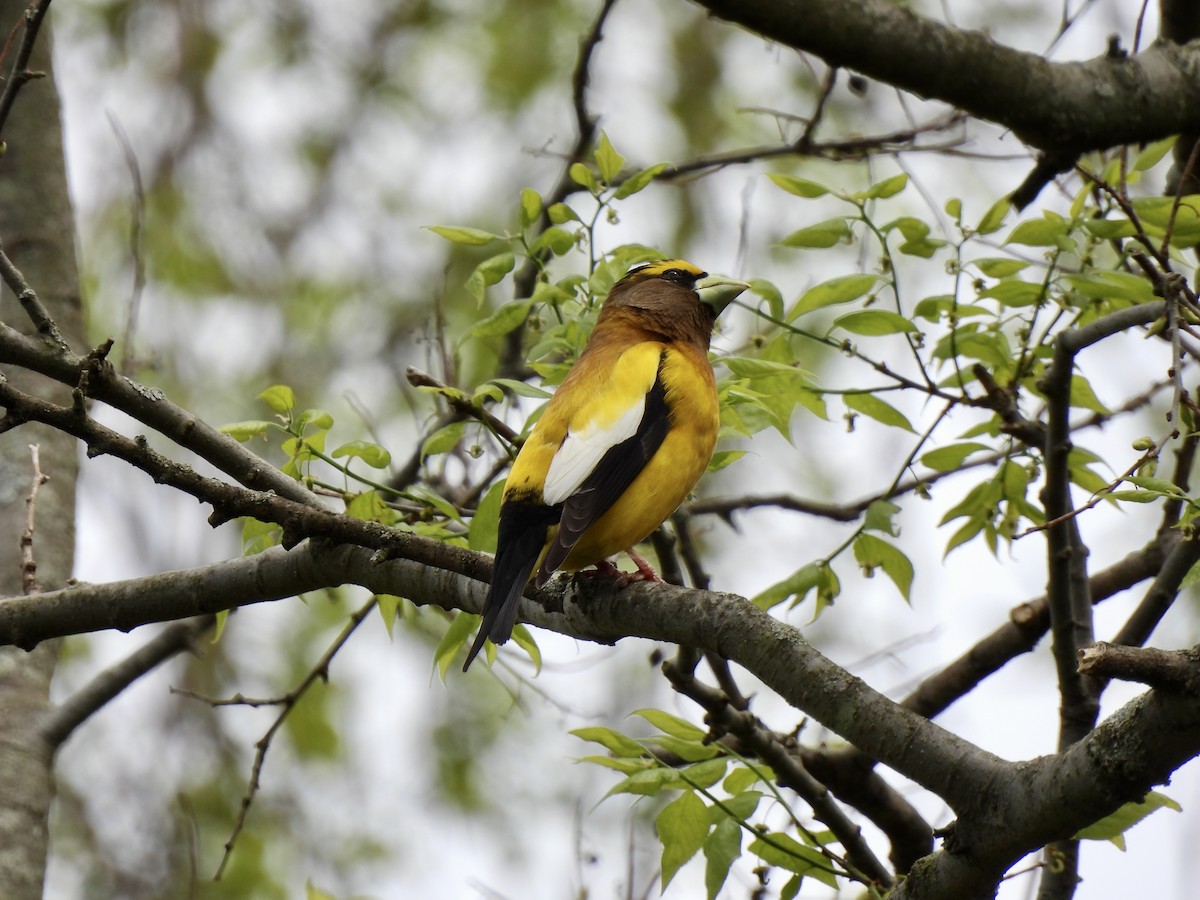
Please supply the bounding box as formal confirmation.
[595,280,717,349]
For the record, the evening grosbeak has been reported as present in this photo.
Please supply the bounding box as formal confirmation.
[463,259,748,670]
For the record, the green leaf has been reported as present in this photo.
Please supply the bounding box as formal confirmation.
[778,217,852,249]
[722,356,810,378]
[305,879,337,900]
[716,790,763,823]
[650,734,722,762]
[344,491,397,525]
[703,817,742,900]
[571,726,647,758]
[979,279,1044,308]
[1006,216,1069,247]
[594,131,625,183]
[486,377,552,399]
[1134,136,1176,172]
[707,449,746,472]
[976,197,1011,235]
[680,757,729,789]
[220,420,275,441]
[832,309,919,335]
[845,392,915,432]
[425,224,502,246]
[421,421,466,459]
[854,533,914,602]
[1069,374,1111,414]
[435,611,479,679]
[864,499,901,536]
[332,440,392,468]
[858,172,908,200]
[241,517,281,555]
[296,408,334,431]
[469,298,533,338]
[604,767,686,798]
[509,623,542,673]
[569,162,598,193]
[912,295,991,322]
[748,833,835,885]
[722,767,762,794]
[922,442,991,471]
[376,594,402,638]
[1064,271,1155,306]
[529,225,577,256]
[657,791,710,889]
[748,278,784,321]
[547,202,582,224]
[613,162,667,199]
[754,561,840,612]
[468,481,504,553]
[1132,195,1200,246]
[973,257,1029,278]
[465,252,517,303]
[518,188,542,230]
[1080,217,1137,240]
[633,708,706,740]
[258,384,295,414]
[788,274,879,320]
[1074,791,1181,848]
[768,173,829,198]
[1127,475,1186,497]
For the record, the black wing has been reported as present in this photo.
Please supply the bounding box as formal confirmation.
[463,498,561,670]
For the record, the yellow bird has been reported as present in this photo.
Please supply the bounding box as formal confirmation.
[463,259,748,670]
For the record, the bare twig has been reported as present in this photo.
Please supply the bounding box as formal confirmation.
[0,242,68,350]
[212,595,377,879]
[0,0,52,137]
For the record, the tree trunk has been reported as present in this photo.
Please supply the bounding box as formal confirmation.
[0,4,84,897]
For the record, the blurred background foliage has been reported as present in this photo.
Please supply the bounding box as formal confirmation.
[36,0,1199,897]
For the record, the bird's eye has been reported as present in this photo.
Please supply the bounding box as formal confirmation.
[661,268,694,285]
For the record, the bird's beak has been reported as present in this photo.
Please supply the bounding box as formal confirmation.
[696,274,750,315]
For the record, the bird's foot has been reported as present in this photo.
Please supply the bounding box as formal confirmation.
[574,553,663,589]
[622,547,663,586]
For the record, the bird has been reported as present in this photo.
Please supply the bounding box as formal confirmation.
[462,258,748,670]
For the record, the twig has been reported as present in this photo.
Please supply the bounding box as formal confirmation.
[0,0,52,138]
[19,442,48,595]
[0,242,68,350]
[212,595,378,880]
[405,366,520,446]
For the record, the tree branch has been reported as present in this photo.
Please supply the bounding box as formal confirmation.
[1077,642,1200,692]
[693,0,1200,158]
[39,616,214,748]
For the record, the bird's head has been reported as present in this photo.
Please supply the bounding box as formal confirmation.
[601,259,749,346]
[620,259,749,314]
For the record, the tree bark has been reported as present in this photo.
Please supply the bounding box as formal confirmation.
[0,3,84,897]
[694,0,1200,156]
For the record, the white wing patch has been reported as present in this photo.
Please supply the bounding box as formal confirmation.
[543,395,646,506]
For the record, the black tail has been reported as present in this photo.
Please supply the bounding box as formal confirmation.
[462,500,557,671]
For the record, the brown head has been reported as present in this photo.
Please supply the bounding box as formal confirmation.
[595,259,749,350]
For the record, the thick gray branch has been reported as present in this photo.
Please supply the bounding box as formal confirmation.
[694,0,1200,156]
[3,540,1199,900]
